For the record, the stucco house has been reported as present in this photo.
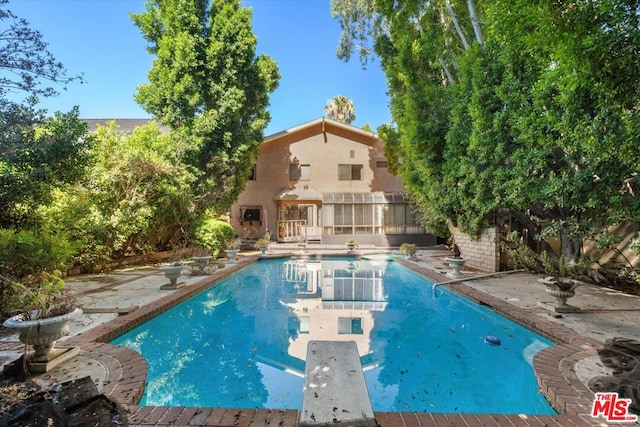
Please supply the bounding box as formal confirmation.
[230,117,436,246]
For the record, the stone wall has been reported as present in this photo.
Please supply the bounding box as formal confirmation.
[449,225,500,272]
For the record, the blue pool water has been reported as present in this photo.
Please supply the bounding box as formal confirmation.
[111,258,555,414]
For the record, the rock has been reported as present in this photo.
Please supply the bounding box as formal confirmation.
[0,375,128,426]
[589,370,640,415]
[590,336,640,416]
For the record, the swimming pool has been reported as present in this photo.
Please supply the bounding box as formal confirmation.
[111,258,555,414]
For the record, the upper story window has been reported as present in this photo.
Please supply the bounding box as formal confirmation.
[300,164,310,180]
[289,164,299,180]
[290,164,310,181]
[376,160,387,168]
[249,164,257,180]
[338,164,363,181]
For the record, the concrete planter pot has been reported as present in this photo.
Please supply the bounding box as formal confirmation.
[159,265,184,288]
[225,249,239,264]
[3,308,83,362]
[537,276,581,313]
[445,257,467,278]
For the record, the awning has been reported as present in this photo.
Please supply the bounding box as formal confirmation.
[273,185,323,201]
[322,192,407,204]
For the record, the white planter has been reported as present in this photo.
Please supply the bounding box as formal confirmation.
[225,249,239,263]
[537,277,581,313]
[258,245,268,256]
[445,257,467,278]
[3,308,83,362]
[160,265,183,286]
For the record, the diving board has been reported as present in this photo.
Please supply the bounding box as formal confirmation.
[300,340,376,427]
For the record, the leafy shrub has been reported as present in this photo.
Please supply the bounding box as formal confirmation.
[0,105,90,229]
[0,228,78,319]
[37,188,112,267]
[85,122,198,256]
[37,122,199,266]
[0,228,77,278]
[0,273,75,320]
[192,215,234,258]
[400,243,417,256]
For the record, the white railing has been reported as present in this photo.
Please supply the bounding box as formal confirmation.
[277,220,307,242]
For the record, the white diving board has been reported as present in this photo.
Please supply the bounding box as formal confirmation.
[299,340,376,427]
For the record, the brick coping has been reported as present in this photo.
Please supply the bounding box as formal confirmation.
[5,257,609,426]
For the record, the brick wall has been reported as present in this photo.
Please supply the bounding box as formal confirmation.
[449,225,500,272]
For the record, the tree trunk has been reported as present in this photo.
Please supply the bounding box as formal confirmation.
[508,209,555,255]
[467,0,484,45]
[438,58,456,84]
[446,0,469,50]
[560,225,582,264]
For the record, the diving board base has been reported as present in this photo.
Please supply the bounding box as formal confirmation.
[300,340,376,427]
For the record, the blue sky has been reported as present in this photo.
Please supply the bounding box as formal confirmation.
[6,0,391,135]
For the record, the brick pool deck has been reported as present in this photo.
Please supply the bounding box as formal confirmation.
[2,253,633,426]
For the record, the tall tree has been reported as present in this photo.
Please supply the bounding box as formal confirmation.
[131,0,280,212]
[0,104,89,228]
[332,0,640,264]
[324,95,356,124]
[0,0,83,100]
[0,1,89,228]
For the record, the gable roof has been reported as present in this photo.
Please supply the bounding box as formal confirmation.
[263,117,381,146]
[82,117,380,146]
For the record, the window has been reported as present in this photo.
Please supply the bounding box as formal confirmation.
[300,164,310,181]
[333,204,353,234]
[376,160,387,168]
[338,164,362,181]
[249,164,257,180]
[240,206,261,222]
[338,317,363,334]
[289,163,299,181]
[289,164,310,181]
[323,200,424,235]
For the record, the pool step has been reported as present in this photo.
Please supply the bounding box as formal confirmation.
[300,340,376,427]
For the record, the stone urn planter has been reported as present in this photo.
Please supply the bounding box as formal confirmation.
[159,264,184,289]
[192,255,212,274]
[225,249,239,264]
[345,240,358,253]
[3,308,83,364]
[445,257,467,279]
[254,236,271,257]
[537,276,581,313]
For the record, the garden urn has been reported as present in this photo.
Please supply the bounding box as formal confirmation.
[3,308,83,362]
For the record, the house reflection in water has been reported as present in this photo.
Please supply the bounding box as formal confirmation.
[280,259,388,365]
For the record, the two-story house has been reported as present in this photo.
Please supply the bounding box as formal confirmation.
[230,117,436,246]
